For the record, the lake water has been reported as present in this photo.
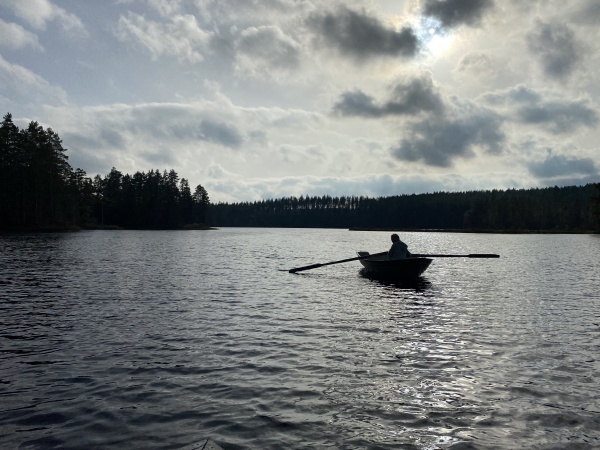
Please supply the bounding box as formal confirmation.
[0,229,599,449]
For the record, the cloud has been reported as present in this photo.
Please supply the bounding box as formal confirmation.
[517,101,598,134]
[145,0,184,17]
[205,171,445,202]
[2,0,86,35]
[203,170,527,203]
[454,52,501,82]
[527,151,597,178]
[0,19,43,50]
[307,6,418,60]
[526,20,581,81]
[54,101,237,141]
[390,100,505,167]
[194,0,306,24]
[333,75,445,117]
[480,85,599,134]
[423,0,494,28]
[569,2,600,26]
[234,25,300,78]
[198,119,244,148]
[0,55,67,106]
[115,12,212,63]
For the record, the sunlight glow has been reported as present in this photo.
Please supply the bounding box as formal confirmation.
[417,17,454,58]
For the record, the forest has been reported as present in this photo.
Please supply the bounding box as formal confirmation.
[208,185,600,232]
[1,112,599,232]
[0,113,209,230]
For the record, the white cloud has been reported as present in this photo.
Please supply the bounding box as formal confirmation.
[146,0,184,17]
[0,55,67,107]
[115,12,213,63]
[1,0,86,35]
[234,25,301,80]
[0,19,43,50]
[202,170,530,203]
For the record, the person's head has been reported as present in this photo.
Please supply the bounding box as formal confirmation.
[391,233,399,243]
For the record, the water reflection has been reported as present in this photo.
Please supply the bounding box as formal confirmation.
[358,269,432,292]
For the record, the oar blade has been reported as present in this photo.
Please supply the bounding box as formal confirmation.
[289,263,323,273]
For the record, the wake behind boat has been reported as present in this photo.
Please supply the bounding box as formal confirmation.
[356,251,432,279]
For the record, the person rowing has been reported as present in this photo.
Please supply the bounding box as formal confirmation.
[388,233,411,260]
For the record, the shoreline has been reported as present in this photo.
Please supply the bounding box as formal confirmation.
[349,227,598,234]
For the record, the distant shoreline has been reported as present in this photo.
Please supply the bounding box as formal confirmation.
[0,225,219,233]
[349,227,598,234]
[0,226,595,234]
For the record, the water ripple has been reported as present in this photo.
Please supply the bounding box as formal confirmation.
[1,230,599,449]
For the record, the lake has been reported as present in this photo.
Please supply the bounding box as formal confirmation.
[1,229,599,449]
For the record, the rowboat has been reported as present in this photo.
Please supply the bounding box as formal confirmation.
[356,251,432,279]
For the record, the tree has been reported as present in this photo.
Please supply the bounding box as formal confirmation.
[179,178,194,225]
[593,183,600,232]
[0,113,21,227]
[193,184,210,224]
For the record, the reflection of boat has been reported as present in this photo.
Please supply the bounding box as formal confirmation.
[356,251,432,279]
[360,271,432,291]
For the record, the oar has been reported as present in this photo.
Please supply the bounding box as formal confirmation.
[410,253,500,258]
[288,251,388,273]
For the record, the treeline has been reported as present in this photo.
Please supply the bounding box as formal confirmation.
[0,113,210,230]
[209,184,600,232]
[93,167,209,229]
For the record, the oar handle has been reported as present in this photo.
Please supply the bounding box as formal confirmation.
[411,253,500,258]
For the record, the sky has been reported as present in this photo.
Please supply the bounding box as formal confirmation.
[1,0,599,203]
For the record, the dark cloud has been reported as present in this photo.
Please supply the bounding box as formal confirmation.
[333,76,444,117]
[390,107,504,167]
[570,2,600,26]
[128,107,245,149]
[526,20,580,80]
[423,0,494,28]
[479,85,542,106]
[334,91,380,117]
[307,6,418,60]
[517,100,598,134]
[63,129,125,150]
[140,147,176,166]
[528,153,596,178]
[480,85,598,134]
[199,119,244,148]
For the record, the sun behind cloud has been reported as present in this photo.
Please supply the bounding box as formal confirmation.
[417,16,455,58]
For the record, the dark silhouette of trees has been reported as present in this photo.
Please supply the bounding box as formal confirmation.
[0,112,211,230]
[193,184,210,225]
[92,168,211,229]
[0,113,91,229]
[208,185,600,232]
[592,183,600,232]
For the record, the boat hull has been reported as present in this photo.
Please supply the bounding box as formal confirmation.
[357,252,432,279]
